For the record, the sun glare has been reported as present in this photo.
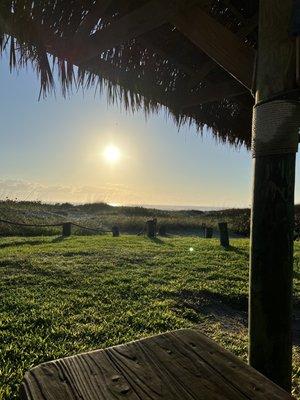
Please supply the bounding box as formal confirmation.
[103,145,121,164]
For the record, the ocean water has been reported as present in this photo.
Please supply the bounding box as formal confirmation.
[129,204,226,212]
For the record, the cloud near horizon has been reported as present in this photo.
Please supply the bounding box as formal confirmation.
[0,179,144,204]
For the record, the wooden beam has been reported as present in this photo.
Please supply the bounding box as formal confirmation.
[249,0,296,392]
[187,13,258,90]
[171,5,255,89]
[77,0,180,63]
[75,0,113,38]
[181,80,247,108]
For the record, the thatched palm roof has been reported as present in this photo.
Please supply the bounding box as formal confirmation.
[0,0,259,147]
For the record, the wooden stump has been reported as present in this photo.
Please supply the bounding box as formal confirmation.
[112,226,120,237]
[205,227,213,238]
[146,219,157,238]
[158,225,166,236]
[218,222,229,247]
[62,222,71,237]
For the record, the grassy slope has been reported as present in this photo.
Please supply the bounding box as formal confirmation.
[0,236,299,399]
[0,201,250,236]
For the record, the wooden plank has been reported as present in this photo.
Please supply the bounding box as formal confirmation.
[249,0,296,392]
[77,0,180,62]
[171,5,255,89]
[181,80,247,109]
[21,329,294,400]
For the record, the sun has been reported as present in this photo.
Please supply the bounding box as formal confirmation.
[103,145,121,164]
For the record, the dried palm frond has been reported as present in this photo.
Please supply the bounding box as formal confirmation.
[0,0,259,148]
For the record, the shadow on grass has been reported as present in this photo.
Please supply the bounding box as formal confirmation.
[166,288,300,345]
[52,235,66,243]
[149,237,166,245]
[163,288,248,330]
[0,239,46,249]
[224,245,249,256]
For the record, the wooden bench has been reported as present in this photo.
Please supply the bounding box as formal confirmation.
[21,329,294,399]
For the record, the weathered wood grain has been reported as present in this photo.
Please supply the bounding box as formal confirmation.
[21,329,294,400]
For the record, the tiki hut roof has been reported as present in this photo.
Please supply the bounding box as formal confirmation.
[0,0,260,147]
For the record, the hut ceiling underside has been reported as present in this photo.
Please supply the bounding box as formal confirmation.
[0,0,261,147]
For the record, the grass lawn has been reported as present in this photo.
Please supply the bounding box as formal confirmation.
[0,235,299,399]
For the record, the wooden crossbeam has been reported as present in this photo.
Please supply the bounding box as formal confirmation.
[77,0,179,63]
[181,80,247,109]
[75,0,113,38]
[186,13,257,90]
[171,5,255,89]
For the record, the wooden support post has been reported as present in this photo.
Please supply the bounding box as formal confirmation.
[249,0,297,391]
[205,227,213,238]
[146,219,157,238]
[218,222,229,247]
[112,226,120,237]
[62,222,71,237]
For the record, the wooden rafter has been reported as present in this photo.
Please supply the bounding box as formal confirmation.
[186,12,258,90]
[171,5,255,89]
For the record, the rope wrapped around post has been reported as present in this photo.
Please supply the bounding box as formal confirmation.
[251,100,300,158]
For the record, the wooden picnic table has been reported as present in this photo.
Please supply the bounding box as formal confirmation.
[21,329,294,399]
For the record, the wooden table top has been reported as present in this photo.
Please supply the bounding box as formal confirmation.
[21,329,294,400]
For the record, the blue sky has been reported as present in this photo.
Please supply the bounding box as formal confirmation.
[0,55,299,207]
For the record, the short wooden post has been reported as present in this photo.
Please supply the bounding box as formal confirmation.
[158,225,166,236]
[205,227,213,238]
[62,222,71,237]
[249,0,297,391]
[146,219,157,238]
[112,226,120,237]
[218,222,229,247]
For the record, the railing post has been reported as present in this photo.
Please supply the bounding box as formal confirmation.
[146,218,157,238]
[205,227,213,238]
[218,222,229,247]
[112,225,120,237]
[62,222,71,237]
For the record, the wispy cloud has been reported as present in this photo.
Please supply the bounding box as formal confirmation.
[0,179,141,204]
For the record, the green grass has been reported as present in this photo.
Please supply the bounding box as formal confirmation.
[0,235,299,399]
